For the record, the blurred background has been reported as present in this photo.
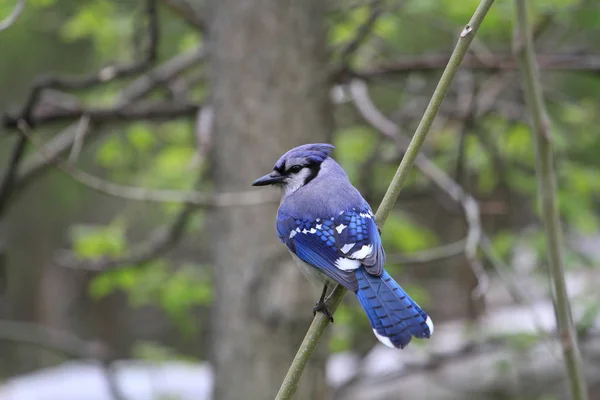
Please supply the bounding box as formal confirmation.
[1,0,600,399]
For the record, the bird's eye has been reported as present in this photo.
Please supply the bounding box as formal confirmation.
[289,165,303,174]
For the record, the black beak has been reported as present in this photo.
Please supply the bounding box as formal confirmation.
[252,172,285,186]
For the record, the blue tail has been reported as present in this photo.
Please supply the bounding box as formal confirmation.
[355,268,433,349]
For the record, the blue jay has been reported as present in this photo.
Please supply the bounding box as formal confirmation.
[252,143,433,349]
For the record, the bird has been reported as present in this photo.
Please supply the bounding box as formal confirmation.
[252,143,433,349]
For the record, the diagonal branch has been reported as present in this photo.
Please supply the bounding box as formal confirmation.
[55,102,212,271]
[12,48,206,201]
[58,193,198,271]
[160,0,205,32]
[116,46,206,104]
[0,136,26,215]
[350,80,562,356]
[0,320,125,400]
[345,53,600,80]
[349,78,489,297]
[16,120,279,207]
[275,0,496,398]
[3,100,200,129]
[0,0,26,32]
[3,0,159,129]
[338,0,383,66]
[514,1,588,399]
[387,239,466,264]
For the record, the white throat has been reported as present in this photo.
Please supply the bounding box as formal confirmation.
[281,168,312,200]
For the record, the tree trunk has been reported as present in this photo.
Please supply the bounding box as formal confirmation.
[207,1,333,399]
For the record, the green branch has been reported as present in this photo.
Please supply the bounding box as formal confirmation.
[513,1,588,399]
[274,0,496,398]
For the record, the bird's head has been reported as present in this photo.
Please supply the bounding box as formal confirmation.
[252,143,334,194]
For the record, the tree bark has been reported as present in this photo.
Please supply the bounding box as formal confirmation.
[207,1,333,399]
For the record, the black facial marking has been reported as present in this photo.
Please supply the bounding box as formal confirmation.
[277,164,304,176]
[303,162,321,185]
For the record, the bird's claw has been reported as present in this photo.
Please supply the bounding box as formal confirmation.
[313,301,334,323]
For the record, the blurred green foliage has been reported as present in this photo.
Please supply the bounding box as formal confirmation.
[3,0,600,357]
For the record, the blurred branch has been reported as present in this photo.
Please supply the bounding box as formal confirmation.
[453,71,476,182]
[479,234,560,358]
[349,78,488,297]
[0,136,26,215]
[514,1,588,399]
[117,46,206,104]
[67,114,91,164]
[0,320,125,400]
[160,0,205,32]
[12,47,206,201]
[337,331,600,399]
[275,1,496,398]
[0,0,26,32]
[1,0,159,129]
[0,320,108,359]
[387,239,466,264]
[3,100,200,129]
[57,102,213,272]
[344,53,600,80]
[338,0,382,66]
[16,120,279,207]
[58,200,197,271]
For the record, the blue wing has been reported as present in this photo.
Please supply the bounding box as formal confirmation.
[277,208,385,292]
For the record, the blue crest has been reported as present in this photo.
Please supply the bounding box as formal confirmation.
[274,143,334,171]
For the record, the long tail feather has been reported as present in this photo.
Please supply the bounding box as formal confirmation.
[355,268,433,349]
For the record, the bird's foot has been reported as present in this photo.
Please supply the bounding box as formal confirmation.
[312,301,334,323]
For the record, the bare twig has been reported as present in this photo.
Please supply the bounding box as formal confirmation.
[59,199,197,271]
[0,320,107,359]
[160,0,205,32]
[0,0,26,32]
[17,120,279,207]
[479,234,560,358]
[13,47,207,197]
[349,78,488,297]
[338,0,382,66]
[2,0,159,130]
[387,239,466,264]
[514,1,588,399]
[58,102,213,271]
[67,115,91,164]
[0,320,125,400]
[0,136,26,215]
[117,47,206,105]
[275,1,496,398]
[350,77,560,353]
[3,100,199,129]
[346,53,600,79]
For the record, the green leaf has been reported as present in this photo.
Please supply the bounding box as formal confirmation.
[382,211,438,253]
[127,123,156,152]
[329,5,370,46]
[70,221,127,260]
[89,267,138,299]
[89,261,212,335]
[96,135,132,169]
[156,146,195,172]
[491,231,517,260]
[132,341,197,362]
[61,1,133,57]
[334,125,377,182]
[178,32,202,52]
[499,123,534,162]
